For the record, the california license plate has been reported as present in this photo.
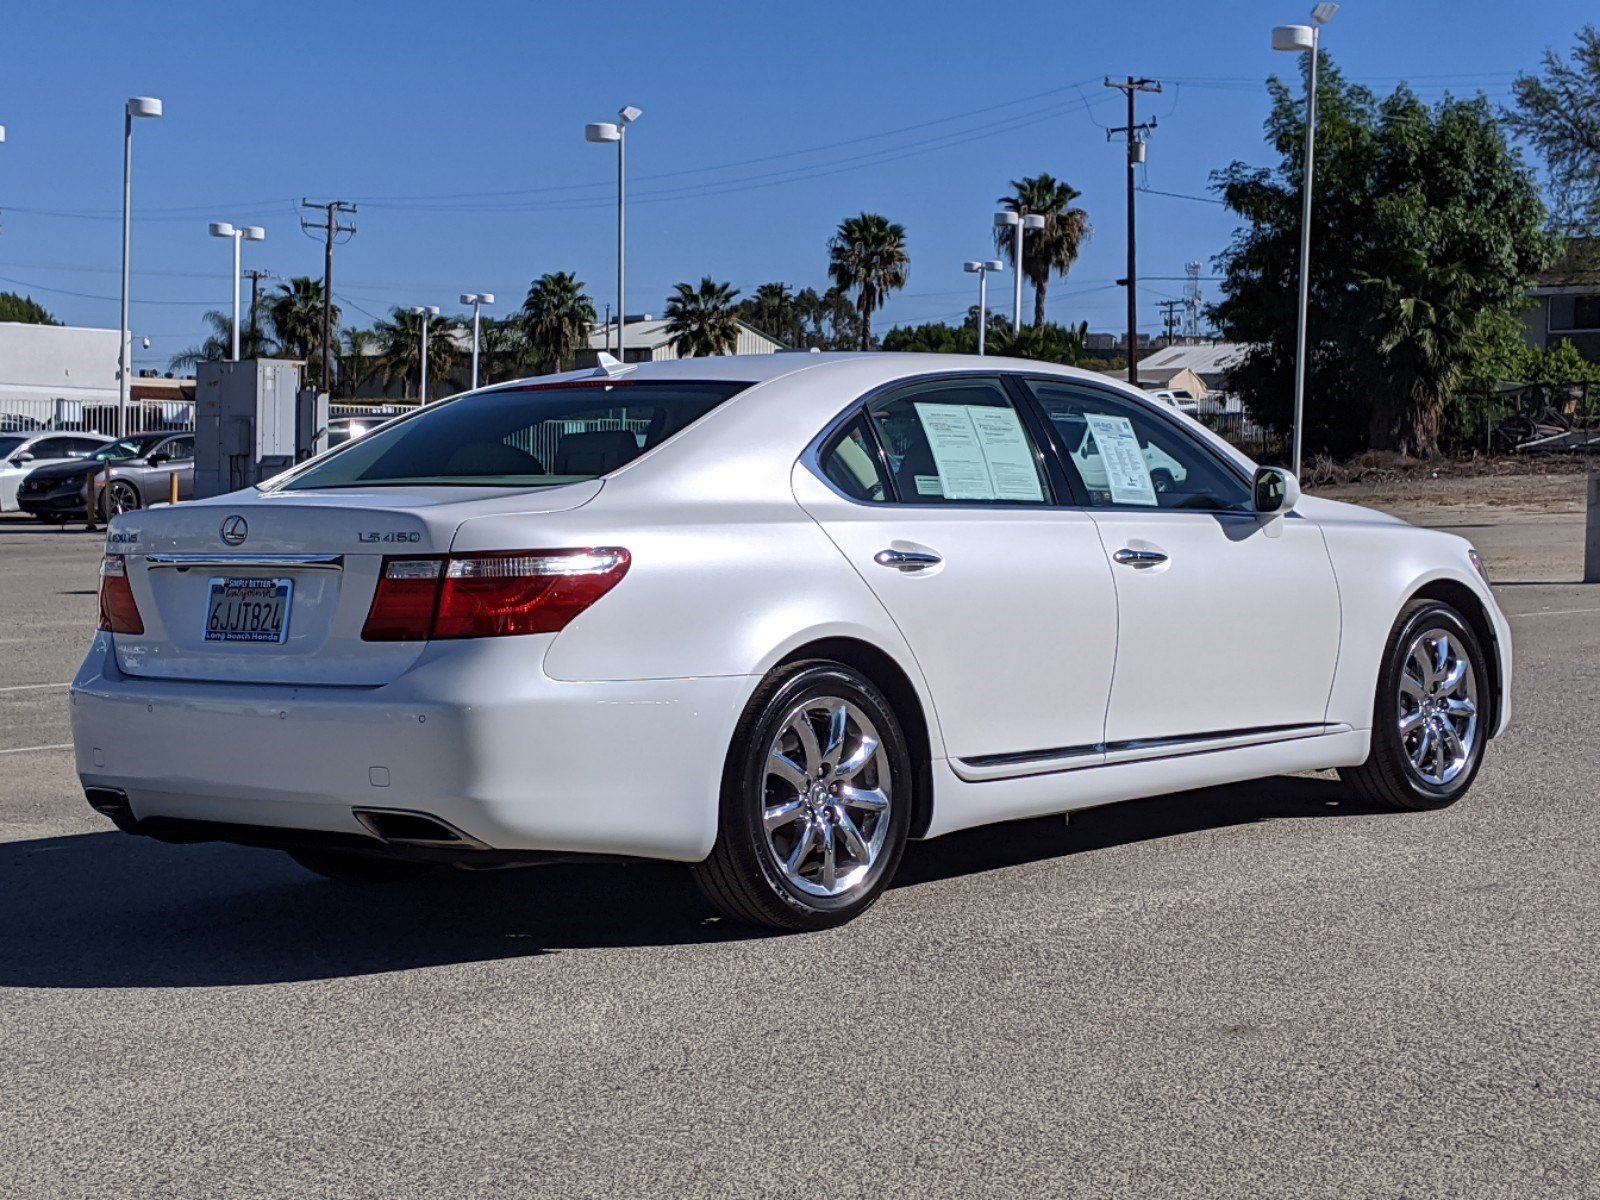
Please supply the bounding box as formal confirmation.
[204,576,293,644]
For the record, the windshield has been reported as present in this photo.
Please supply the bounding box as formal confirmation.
[89,435,164,463]
[280,380,750,490]
[0,436,25,460]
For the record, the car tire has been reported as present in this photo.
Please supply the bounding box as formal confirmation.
[693,660,912,932]
[287,849,433,883]
[100,480,141,520]
[1339,599,1490,811]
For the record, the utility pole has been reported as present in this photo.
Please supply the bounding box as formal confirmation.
[1157,299,1184,344]
[243,268,271,355]
[300,199,356,394]
[1106,76,1161,386]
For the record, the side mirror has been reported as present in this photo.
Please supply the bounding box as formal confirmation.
[1253,466,1300,514]
[146,452,169,466]
[11,451,33,464]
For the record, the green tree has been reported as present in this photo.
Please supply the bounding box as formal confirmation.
[739,282,803,347]
[1212,58,1555,457]
[995,174,1092,328]
[0,292,60,324]
[475,315,531,385]
[664,276,742,357]
[266,277,338,386]
[1505,26,1600,236]
[340,327,377,396]
[881,321,977,354]
[827,212,909,349]
[990,320,1089,365]
[521,272,595,373]
[374,308,461,400]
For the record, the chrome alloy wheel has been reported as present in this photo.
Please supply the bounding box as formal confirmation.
[1398,627,1480,787]
[762,696,892,898]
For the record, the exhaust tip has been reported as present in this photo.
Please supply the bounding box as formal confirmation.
[352,807,487,850]
[84,787,139,832]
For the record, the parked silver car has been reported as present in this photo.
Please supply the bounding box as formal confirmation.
[0,431,112,512]
[16,432,194,519]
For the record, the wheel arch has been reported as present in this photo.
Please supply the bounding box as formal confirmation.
[772,636,938,840]
[1402,578,1504,737]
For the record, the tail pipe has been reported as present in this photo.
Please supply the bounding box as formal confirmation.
[351,808,489,850]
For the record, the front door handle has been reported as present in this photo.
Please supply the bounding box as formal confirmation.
[874,549,942,570]
[1113,548,1168,568]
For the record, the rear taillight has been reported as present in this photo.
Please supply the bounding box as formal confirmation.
[97,554,144,634]
[361,549,629,642]
[361,557,444,641]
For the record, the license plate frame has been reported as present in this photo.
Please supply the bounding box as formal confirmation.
[203,576,293,644]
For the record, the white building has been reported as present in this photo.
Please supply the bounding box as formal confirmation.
[0,322,119,407]
[578,318,786,366]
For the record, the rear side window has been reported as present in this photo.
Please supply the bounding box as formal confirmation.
[280,381,749,490]
[820,416,888,502]
[866,377,1051,505]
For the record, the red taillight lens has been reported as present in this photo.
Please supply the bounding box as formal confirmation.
[97,554,144,635]
[361,549,629,641]
[434,549,631,639]
[361,557,445,641]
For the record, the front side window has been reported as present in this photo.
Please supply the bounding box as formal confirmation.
[89,435,165,463]
[865,378,1051,505]
[0,436,25,461]
[278,380,749,491]
[1024,380,1251,512]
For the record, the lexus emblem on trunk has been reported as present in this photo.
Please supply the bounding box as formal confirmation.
[220,516,249,546]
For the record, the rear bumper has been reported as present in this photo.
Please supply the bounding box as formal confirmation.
[70,632,754,862]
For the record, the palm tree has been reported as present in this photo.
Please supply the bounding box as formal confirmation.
[664,277,742,357]
[827,212,909,350]
[1361,258,1479,457]
[521,272,596,373]
[475,315,531,385]
[741,282,801,347]
[340,327,377,397]
[267,277,338,385]
[168,311,235,371]
[374,308,462,400]
[995,174,1091,328]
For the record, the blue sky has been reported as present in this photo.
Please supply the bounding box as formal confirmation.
[0,0,1591,370]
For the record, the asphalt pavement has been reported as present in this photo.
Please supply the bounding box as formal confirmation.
[1,504,1595,1199]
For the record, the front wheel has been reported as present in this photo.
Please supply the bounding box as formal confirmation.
[1340,600,1490,811]
[693,661,912,932]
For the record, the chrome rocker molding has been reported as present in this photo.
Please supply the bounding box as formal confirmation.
[953,722,1353,782]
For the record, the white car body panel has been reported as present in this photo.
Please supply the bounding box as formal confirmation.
[69,353,1513,865]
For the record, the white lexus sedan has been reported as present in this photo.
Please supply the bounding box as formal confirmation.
[71,355,1511,930]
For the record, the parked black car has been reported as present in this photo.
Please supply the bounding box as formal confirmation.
[16,432,194,520]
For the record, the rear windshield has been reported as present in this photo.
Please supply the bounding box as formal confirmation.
[278,380,750,491]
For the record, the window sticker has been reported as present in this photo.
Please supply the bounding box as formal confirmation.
[1084,413,1158,506]
[914,474,944,496]
[912,402,1044,502]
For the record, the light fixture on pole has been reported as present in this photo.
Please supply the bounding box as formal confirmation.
[459,292,494,390]
[994,211,1045,334]
[963,260,1005,355]
[1274,2,1337,477]
[585,105,643,361]
[119,97,163,438]
[410,305,440,404]
[208,222,265,361]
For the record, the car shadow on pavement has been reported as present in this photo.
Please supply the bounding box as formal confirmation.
[0,775,1381,989]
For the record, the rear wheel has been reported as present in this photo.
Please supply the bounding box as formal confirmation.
[1340,600,1489,811]
[287,849,433,883]
[693,661,912,932]
[100,480,141,520]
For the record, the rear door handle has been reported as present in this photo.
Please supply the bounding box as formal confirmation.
[1113,548,1168,568]
[874,549,942,570]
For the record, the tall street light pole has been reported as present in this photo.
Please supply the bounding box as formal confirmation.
[963,260,1004,355]
[586,106,642,361]
[209,222,265,361]
[411,306,440,403]
[459,292,494,390]
[120,97,163,438]
[994,211,1044,334]
[1274,3,1338,477]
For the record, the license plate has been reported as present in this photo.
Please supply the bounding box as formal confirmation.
[203,576,293,644]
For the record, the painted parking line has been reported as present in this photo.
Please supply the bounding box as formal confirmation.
[1507,607,1600,620]
[0,743,72,755]
[0,682,71,693]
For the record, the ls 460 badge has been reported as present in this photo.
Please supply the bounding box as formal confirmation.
[357,531,422,543]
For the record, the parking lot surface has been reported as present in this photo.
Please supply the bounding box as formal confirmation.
[1,498,1596,1199]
